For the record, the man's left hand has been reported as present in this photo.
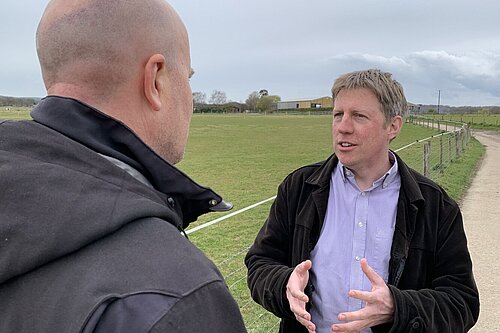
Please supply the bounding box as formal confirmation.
[331,259,395,333]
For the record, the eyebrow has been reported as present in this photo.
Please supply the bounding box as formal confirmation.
[189,68,195,79]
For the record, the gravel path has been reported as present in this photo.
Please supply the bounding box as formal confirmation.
[462,130,500,332]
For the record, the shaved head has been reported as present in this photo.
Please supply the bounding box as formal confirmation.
[36,0,193,164]
[37,0,187,101]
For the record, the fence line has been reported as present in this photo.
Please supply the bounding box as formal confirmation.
[405,116,471,179]
[186,196,277,235]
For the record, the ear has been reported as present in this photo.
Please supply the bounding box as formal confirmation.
[387,115,403,141]
[143,54,166,111]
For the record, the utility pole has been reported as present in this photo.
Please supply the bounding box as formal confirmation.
[437,89,441,114]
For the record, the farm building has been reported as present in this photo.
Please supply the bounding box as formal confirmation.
[277,96,333,110]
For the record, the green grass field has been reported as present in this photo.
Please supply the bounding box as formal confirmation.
[0,106,33,120]
[425,113,500,130]
[0,110,485,331]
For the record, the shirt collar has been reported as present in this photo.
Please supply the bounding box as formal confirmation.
[338,151,399,190]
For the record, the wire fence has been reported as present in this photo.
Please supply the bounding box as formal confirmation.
[193,115,472,332]
[396,116,471,180]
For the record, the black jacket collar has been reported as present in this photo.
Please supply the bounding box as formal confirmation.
[31,96,231,226]
[305,152,425,205]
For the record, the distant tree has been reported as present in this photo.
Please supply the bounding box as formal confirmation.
[192,92,206,106]
[245,91,260,111]
[209,90,227,105]
[259,89,269,98]
[257,95,281,112]
[0,95,38,107]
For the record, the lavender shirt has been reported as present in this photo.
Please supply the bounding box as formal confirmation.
[310,153,400,333]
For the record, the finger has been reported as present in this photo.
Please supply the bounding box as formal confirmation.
[297,260,312,275]
[338,308,368,322]
[287,285,309,303]
[294,312,316,332]
[348,289,374,303]
[360,259,384,286]
[332,320,365,333]
[287,280,309,302]
[289,300,311,320]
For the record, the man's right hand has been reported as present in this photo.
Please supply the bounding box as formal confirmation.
[286,260,316,333]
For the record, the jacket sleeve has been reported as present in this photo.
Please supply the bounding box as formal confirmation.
[374,205,479,333]
[245,180,296,319]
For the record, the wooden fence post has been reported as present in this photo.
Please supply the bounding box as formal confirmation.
[423,141,430,178]
[440,135,444,173]
[449,135,453,161]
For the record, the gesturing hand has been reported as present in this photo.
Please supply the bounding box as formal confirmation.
[286,260,316,333]
[332,259,395,333]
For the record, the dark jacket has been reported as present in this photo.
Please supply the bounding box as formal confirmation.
[245,154,479,333]
[0,96,246,332]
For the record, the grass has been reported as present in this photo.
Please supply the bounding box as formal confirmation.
[432,137,485,200]
[178,116,440,227]
[424,113,500,130]
[1,110,485,331]
[0,106,33,120]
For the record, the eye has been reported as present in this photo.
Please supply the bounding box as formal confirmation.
[333,111,343,119]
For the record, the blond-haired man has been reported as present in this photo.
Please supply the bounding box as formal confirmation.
[246,69,478,333]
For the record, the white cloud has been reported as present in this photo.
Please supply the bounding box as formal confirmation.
[2,0,500,106]
[324,51,500,105]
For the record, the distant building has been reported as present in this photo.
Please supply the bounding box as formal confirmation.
[277,96,333,110]
[408,103,451,114]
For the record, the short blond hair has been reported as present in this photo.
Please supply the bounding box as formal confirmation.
[331,69,408,122]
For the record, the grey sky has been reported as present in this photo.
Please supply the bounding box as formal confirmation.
[1,0,499,106]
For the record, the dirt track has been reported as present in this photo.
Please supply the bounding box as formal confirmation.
[462,131,500,332]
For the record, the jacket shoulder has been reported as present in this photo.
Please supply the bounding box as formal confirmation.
[281,157,332,186]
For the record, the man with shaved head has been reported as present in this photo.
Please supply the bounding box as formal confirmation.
[0,0,246,332]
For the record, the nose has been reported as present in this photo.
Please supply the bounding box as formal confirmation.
[334,115,353,134]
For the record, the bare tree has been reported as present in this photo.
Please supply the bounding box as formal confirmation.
[245,91,260,111]
[192,92,206,105]
[209,90,227,105]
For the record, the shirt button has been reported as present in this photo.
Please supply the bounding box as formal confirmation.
[355,256,361,261]
[361,192,366,196]
[358,222,364,228]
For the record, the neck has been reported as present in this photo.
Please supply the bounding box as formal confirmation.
[349,155,392,191]
[47,83,142,127]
